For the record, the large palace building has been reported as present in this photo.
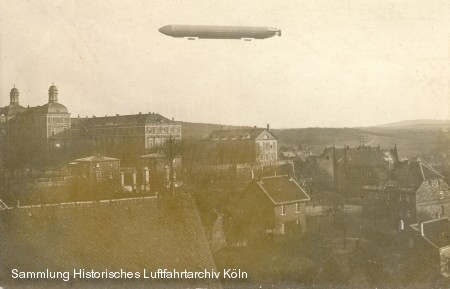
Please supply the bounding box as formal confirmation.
[1,84,182,169]
[70,113,182,162]
[1,85,71,168]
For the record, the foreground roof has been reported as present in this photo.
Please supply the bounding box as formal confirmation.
[256,175,310,205]
[0,194,221,289]
[410,218,450,249]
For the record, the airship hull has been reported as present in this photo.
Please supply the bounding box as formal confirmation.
[159,25,281,40]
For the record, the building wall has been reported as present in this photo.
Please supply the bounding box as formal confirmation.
[255,139,277,164]
[144,124,181,149]
[416,179,450,221]
[273,202,307,236]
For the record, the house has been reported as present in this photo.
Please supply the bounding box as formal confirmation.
[406,218,450,277]
[205,124,277,166]
[317,145,399,195]
[362,158,450,228]
[233,175,310,243]
[69,155,121,181]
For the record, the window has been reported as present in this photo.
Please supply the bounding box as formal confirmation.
[440,191,445,200]
[399,194,402,202]
[281,223,285,234]
[409,238,414,248]
[405,195,410,203]
[296,203,300,213]
[281,205,286,215]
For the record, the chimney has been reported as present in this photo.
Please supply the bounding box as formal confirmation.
[267,123,270,130]
[420,222,424,236]
[399,219,404,231]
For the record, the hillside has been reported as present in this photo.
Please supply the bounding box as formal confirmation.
[372,119,450,130]
[180,121,450,160]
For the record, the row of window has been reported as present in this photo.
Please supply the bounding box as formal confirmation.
[280,203,302,215]
[259,141,275,152]
[280,218,302,234]
[146,126,181,134]
[47,117,69,124]
[146,136,180,148]
[260,153,276,161]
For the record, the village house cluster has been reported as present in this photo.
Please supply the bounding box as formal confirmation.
[1,84,450,283]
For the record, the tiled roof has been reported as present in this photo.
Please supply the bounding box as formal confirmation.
[71,113,173,128]
[320,146,398,167]
[140,153,166,159]
[411,218,450,249]
[0,194,221,289]
[72,155,120,162]
[395,160,444,187]
[256,175,310,205]
[207,128,275,141]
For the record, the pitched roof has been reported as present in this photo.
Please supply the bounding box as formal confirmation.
[206,128,276,141]
[71,113,173,128]
[395,160,444,188]
[410,218,450,249]
[72,155,120,162]
[0,194,221,289]
[320,146,398,168]
[256,175,310,205]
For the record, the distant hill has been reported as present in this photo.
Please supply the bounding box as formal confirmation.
[181,122,251,139]
[372,119,450,130]
[180,120,449,161]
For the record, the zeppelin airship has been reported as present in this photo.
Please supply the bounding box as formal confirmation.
[158,25,281,40]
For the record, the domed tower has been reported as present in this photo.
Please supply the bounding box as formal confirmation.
[48,84,58,103]
[10,86,19,105]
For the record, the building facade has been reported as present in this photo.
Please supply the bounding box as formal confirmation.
[234,175,310,243]
[316,145,399,194]
[0,87,27,169]
[70,113,181,162]
[205,125,278,166]
[1,85,71,168]
[363,159,450,227]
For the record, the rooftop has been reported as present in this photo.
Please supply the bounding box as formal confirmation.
[256,175,310,205]
[410,218,450,249]
[71,113,175,128]
[72,155,120,162]
[0,194,221,289]
[207,127,276,141]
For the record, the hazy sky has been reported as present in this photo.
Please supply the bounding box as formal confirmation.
[1,0,449,128]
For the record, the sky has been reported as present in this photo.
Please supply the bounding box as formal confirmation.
[0,0,449,128]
